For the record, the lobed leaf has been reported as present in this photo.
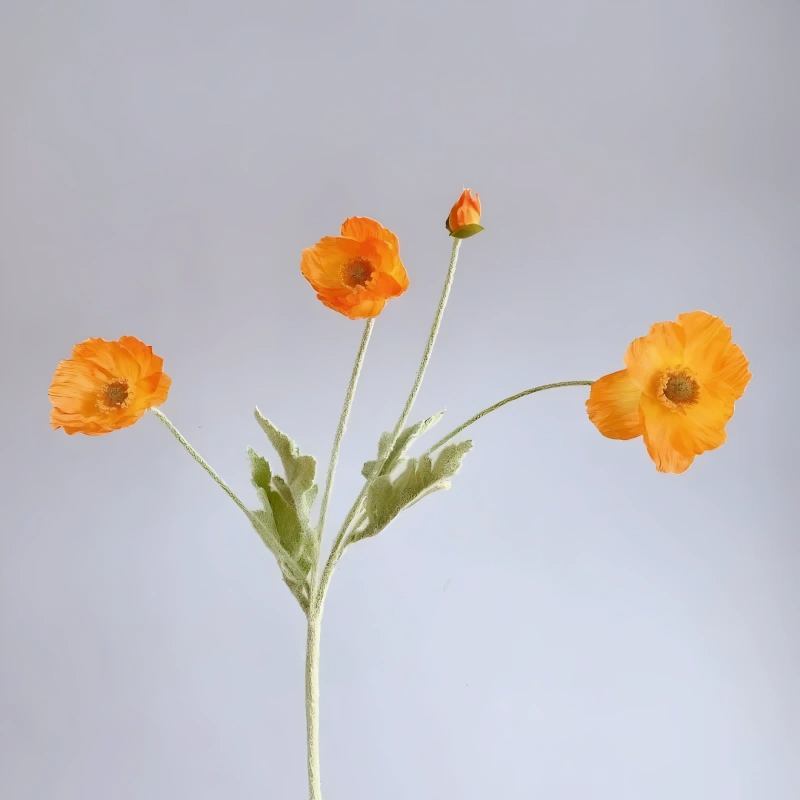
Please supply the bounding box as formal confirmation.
[354,439,473,542]
[246,411,321,614]
[361,411,445,479]
[254,408,316,513]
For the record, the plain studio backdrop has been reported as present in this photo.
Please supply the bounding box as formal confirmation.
[1,1,798,798]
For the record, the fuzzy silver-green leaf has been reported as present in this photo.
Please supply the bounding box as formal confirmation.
[354,439,473,542]
[361,411,445,479]
[246,428,319,614]
[254,408,317,512]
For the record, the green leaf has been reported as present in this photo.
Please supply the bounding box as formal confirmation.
[248,507,305,602]
[361,411,445,479]
[353,439,473,542]
[246,411,321,614]
[449,223,484,239]
[254,408,317,517]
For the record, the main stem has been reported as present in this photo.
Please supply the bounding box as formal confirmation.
[304,238,464,800]
[305,601,323,800]
[305,319,374,800]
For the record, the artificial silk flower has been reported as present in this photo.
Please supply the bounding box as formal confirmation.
[50,184,755,800]
[49,336,171,435]
[300,217,409,320]
[445,188,483,238]
[586,311,751,473]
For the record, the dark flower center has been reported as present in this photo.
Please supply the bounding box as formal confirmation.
[662,371,699,406]
[104,380,129,408]
[341,257,375,288]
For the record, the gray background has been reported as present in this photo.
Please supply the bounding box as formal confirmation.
[1,1,798,798]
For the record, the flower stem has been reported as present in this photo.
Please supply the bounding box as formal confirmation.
[149,407,251,518]
[325,237,463,566]
[423,380,595,455]
[304,318,373,800]
[331,381,597,548]
[385,238,462,461]
[305,602,323,800]
[303,238,464,800]
[149,408,311,593]
[316,319,374,551]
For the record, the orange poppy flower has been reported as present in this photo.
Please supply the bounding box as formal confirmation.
[300,217,409,319]
[49,336,171,436]
[445,189,483,238]
[586,311,751,474]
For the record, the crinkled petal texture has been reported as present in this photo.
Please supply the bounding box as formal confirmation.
[587,311,751,474]
[49,336,171,435]
[300,217,409,319]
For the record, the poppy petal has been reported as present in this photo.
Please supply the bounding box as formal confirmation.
[624,322,685,393]
[639,396,695,474]
[318,293,386,319]
[708,341,751,402]
[49,337,170,436]
[301,219,408,319]
[340,217,399,251]
[677,312,733,379]
[586,370,643,440]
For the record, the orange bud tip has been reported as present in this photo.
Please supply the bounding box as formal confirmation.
[446,188,481,236]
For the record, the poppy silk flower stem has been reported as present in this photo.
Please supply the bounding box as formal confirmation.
[305,606,323,800]
[387,238,463,456]
[323,237,463,582]
[304,238,464,799]
[424,380,595,456]
[304,319,373,800]
[150,409,317,586]
[149,409,265,526]
[315,318,375,549]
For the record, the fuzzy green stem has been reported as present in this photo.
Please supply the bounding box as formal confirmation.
[150,408,308,590]
[423,380,595,455]
[316,319,374,549]
[326,237,463,567]
[303,238,464,800]
[334,381,597,554]
[383,238,462,464]
[149,407,251,517]
[305,605,323,800]
[304,319,373,800]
